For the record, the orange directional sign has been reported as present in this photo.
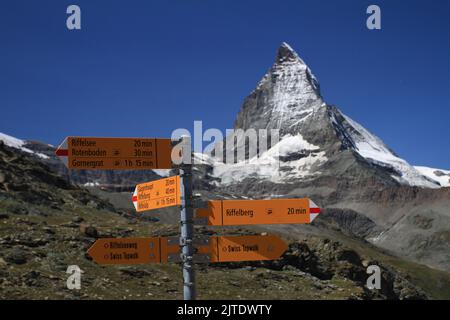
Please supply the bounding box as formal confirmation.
[87,235,287,265]
[197,234,288,263]
[87,237,179,265]
[55,137,173,170]
[196,198,321,226]
[132,176,181,212]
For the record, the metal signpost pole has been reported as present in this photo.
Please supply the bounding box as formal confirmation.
[179,136,196,300]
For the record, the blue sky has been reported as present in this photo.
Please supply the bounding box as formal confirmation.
[0,0,449,168]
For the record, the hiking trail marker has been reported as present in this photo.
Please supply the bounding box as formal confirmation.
[196,198,321,226]
[200,234,288,263]
[55,137,173,170]
[133,175,181,212]
[87,237,179,265]
[87,234,288,265]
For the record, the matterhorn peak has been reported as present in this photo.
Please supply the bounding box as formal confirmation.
[271,42,321,97]
[234,43,324,134]
[276,42,305,64]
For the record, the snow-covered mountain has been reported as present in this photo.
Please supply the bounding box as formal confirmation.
[233,42,323,135]
[331,112,439,188]
[0,132,49,159]
[201,42,443,189]
[3,43,445,188]
[192,43,450,272]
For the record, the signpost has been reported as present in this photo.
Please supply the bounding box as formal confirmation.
[58,135,322,300]
[196,198,321,226]
[87,234,287,265]
[177,136,196,300]
[201,235,288,263]
[55,137,173,170]
[87,237,179,265]
[132,176,181,212]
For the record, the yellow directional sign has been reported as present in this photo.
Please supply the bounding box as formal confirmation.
[55,137,173,170]
[132,176,181,212]
[196,198,321,226]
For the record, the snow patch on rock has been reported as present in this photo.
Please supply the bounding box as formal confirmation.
[414,166,450,187]
[83,182,100,187]
[340,115,439,188]
[210,134,327,185]
[0,132,49,159]
[152,169,171,177]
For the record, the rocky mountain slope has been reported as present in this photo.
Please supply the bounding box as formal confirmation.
[1,141,449,299]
